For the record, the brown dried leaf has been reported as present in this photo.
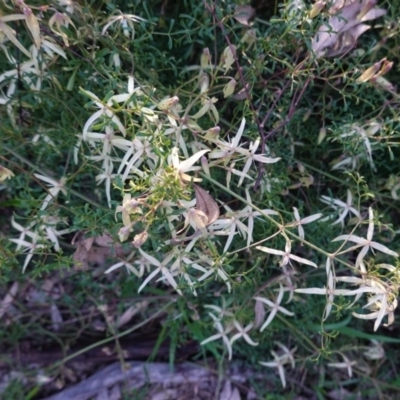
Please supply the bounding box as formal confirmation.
[219,380,241,400]
[117,301,149,328]
[312,0,386,58]
[194,184,220,226]
[72,232,125,270]
[72,241,90,270]
[0,282,19,319]
[94,234,114,247]
[50,303,63,331]
[233,5,256,26]
[254,298,266,329]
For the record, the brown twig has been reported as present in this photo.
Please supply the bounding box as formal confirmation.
[202,1,312,191]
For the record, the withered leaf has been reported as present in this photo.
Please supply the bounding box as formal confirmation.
[233,5,256,26]
[72,232,124,270]
[254,298,266,329]
[194,184,220,226]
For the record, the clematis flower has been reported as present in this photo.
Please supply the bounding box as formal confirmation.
[81,89,126,139]
[287,207,322,241]
[257,240,318,268]
[320,189,360,227]
[115,194,143,227]
[229,321,258,347]
[328,353,356,378]
[48,10,76,46]
[200,313,234,360]
[259,342,297,388]
[34,174,67,211]
[169,147,209,183]
[137,248,182,295]
[102,12,148,39]
[237,139,280,187]
[295,257,352,320]
[209,118,247,159]
[254,284,295,332]
[332,208,398,268]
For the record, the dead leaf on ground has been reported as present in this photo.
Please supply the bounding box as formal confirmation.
[72,232,124,270]
[219,380,241,400]
[194,184,220,226]
[117,301,149,328]
[0,282,19,320]
[254,298,266,330]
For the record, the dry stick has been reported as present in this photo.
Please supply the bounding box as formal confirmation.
[202,0,260,125]
[202,1,312,190]
[254,75,312,190]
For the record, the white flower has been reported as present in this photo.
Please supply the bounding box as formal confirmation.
[9,238,46,272]
[197,254,232,292]
[352,287,397,332]
[38,215,69,252]
[95,160,116,208]
[363,340,385,360]
[209,118,247,159]
[34,174,67,210]
[229,321,258,347]
[259,342,296,388]
[0,13,31,58]
[169,147,209,183]
[295,257,352,320]
[137,248,182,295]
[56,0,76,15]
[105,251,143,277]
[332,208,398,268]
[236,188,278,247]
[320,190,360,227]
[328,353,356,378]
[210,209,249,253]
[118,137,158,180]
[102,12,148,39]
[82,89,126,139]
[200,313,233,360]
[48,10,76,46]
[85,125,131,160]
[256,240,318,268]
[237,139,280,187]
[287,207,322,241]
[254,284,295,332]
[204,300,234,319]
[10,216,38,251]
[215,162,253,189]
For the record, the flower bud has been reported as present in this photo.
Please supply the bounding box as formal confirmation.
[23,6,41,48]
[223,78,236,98]
[357,61,382,82]
[199,73,209,93]
[201,156,210,176]
[221,45,236,74]
[317,127,326,144]
[158,96,179,111]
[118,225,132,242]
[310,1,325,19]
[0,165,14,182]
[132,231,148,248]
[200,48,211,69]
[378,58,393,76]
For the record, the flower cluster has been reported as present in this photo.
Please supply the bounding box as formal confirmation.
[73,60,283,295]
[296,208,399,331]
